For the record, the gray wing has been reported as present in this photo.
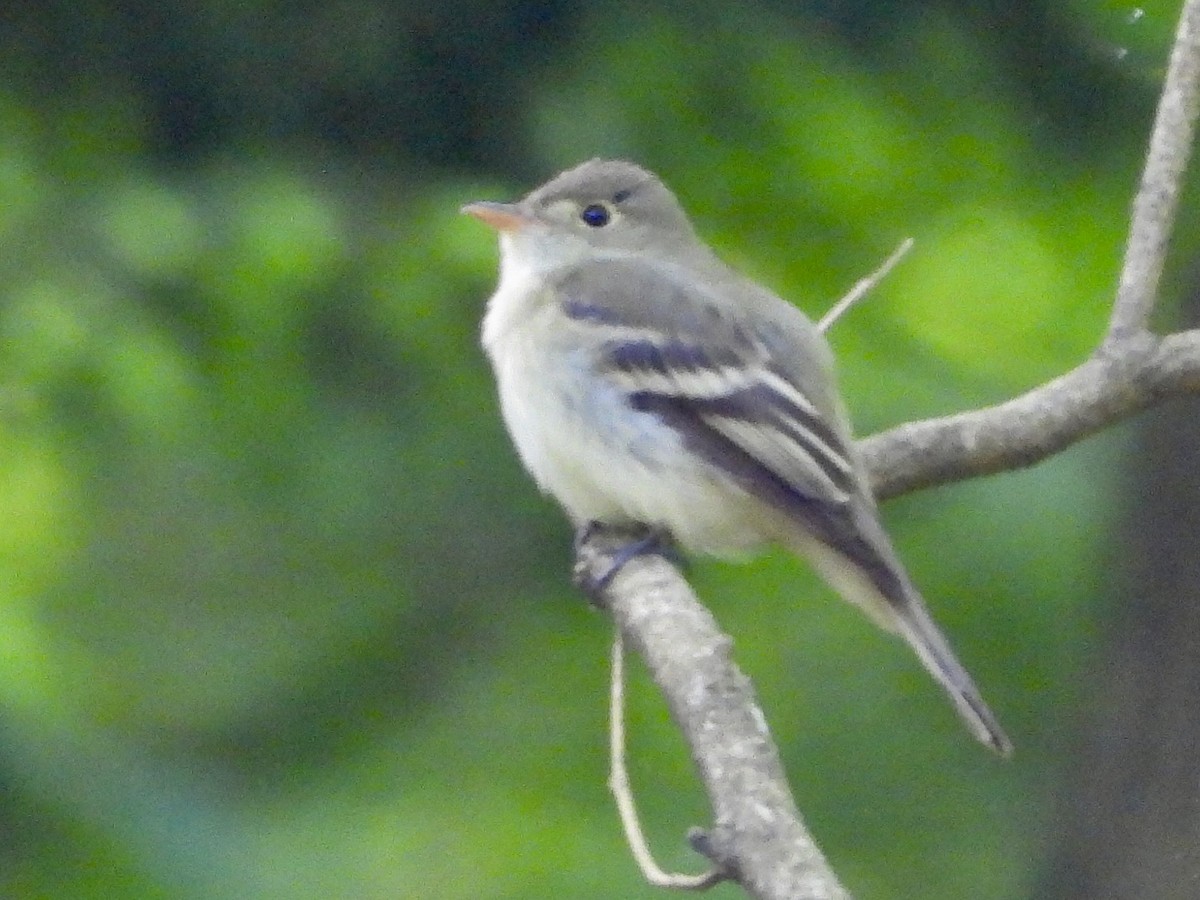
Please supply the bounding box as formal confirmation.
[553,256,906,594]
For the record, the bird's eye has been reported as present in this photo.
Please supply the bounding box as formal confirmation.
[580,203,611,227]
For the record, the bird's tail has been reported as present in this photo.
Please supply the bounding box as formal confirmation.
[888,591,1012,756]
[789,534,1012,756]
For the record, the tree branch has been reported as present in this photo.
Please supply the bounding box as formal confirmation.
[864,0,1200,499]
[575,530,851,900]
[571,3,1200,896]
[861,328,1200,500]
[1106,0,1200,344]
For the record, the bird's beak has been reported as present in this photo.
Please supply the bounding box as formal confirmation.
[461,200,531,233]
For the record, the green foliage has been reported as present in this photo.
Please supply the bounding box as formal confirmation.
[0,2,1188,897]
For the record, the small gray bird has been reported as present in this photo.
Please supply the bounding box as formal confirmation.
[464,158,1010,755]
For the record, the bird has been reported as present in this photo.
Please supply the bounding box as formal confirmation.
[463,158,1011,755]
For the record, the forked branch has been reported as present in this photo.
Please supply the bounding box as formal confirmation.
[575,3,1200,898]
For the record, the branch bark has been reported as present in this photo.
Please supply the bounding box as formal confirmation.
[861,327,1200,501]
[574,530,851,900]
[573,2,1200,897]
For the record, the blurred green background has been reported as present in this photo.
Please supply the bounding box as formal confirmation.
[0,1,1196,898]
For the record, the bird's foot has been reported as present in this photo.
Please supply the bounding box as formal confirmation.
[572,522,675,604]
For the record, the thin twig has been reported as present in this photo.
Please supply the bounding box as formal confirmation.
[607,629,724,890]
[817,238,914,333]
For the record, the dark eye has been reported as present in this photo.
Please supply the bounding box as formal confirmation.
[580,203,611,227]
